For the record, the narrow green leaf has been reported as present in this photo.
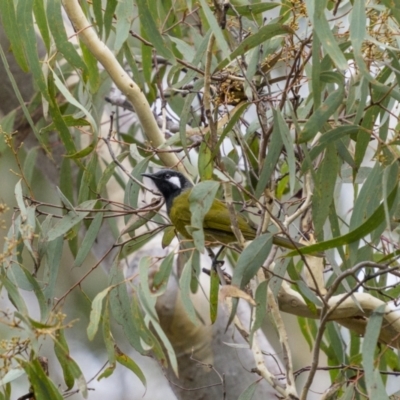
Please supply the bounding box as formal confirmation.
[116,349,146,388]
[296,281,320,314]
[0,275,28,315]
[312,32,321,109]
[287,185,398,257]
[102,300,116,364]
[250,280,268,345]
[198,140,213,181]
[354,107,379,170]
[52,73,98,135]
[326,322,345,364]
[382,163,399,238]
[227,2,279,16]
[362,304,388,399]
[122,211,156,238]
[19,359,63,400]
[270,258,290,297]
[97,151,129,193]
[198,0,230,59]
[0,43,42,142]
[78,153,99,203]
[179,79,204,156]
[216,24,293,71]
[41,231,63,303]
[298,83,344,143]
[350,0,366,58]
[109,261,144,352]
[56,186,74,211]
[54,330,74,390]
[0,368,25,387]
[92,0,103,37]
[80,42,101,94]
[15,180,27,216]
[255,120,284,198]
[0,0,29,71]
[273,109,295,195]
[134,287,173,372]
[47,0,88,73]
[188,181,220,253]
[46,200,97,241]
[312,143,339,237]
[232,234,273,288]
[238,380,259,400]
[54,330,88,397]
[104,0,117,40]
[172,30,211,90]
[309,0,348,70]
[114,0,134,53]
[48,96,79,156]
[23,147,38,185]
[297,317,315,350]
[33,0,50,51]
[98,364,116,381]
[153,251,175,295]
[138,257,159,320]
[162,226,176,249]
[210,269,219,324]
[87,287,111,340]
[59,158,74,208]
[120,232,155,257]
[18,0,49,100]
[124,159,150,220]
[124,43,145,90]
[213,102,249,160]
[20,267,48,321]
[179,252,198,324]
[136,0,175,61]
[64,141,96,160]
[350,163,382,231]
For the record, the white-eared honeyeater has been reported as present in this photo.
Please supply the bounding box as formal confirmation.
[142,169,304,251]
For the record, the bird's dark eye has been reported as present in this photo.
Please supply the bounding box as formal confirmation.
[165,174,170,179]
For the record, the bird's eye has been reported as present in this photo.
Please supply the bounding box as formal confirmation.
[165,174,170,179]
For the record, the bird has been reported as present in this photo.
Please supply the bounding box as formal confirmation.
[142,169,305,252]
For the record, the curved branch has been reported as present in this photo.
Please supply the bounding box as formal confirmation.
[61,0,186,173]
[278,281,400,348]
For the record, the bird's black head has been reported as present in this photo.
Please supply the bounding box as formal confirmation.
[142,169,193,213]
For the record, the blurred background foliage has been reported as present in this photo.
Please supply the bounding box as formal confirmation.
[0,0,400,399]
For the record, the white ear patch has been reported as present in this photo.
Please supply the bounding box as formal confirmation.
[167,176,181,188]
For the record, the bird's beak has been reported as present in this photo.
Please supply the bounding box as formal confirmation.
[141,173,155,180]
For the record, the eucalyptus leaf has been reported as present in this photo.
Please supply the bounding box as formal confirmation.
[188,180,220,253]
[232,234,273,288]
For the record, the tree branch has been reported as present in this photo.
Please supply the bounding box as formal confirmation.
[61,0,186,174]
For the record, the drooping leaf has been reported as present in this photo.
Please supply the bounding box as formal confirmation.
[198,0,230,59]
[0,0,28,71]
[232,234,273,288]
[109,261,144,353]
[136,0,175,61]
[87,287,112,341]
[188,180,220,253]
[115,347,147,388]
[47,0,88,74]
[46,200,97,242]
[179,252,198,324]
[19,359,63,400]
[362,304,389,399]
[216,24,293,71]
[209,269,219,324]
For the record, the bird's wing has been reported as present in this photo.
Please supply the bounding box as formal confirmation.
[203,199,256,240]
